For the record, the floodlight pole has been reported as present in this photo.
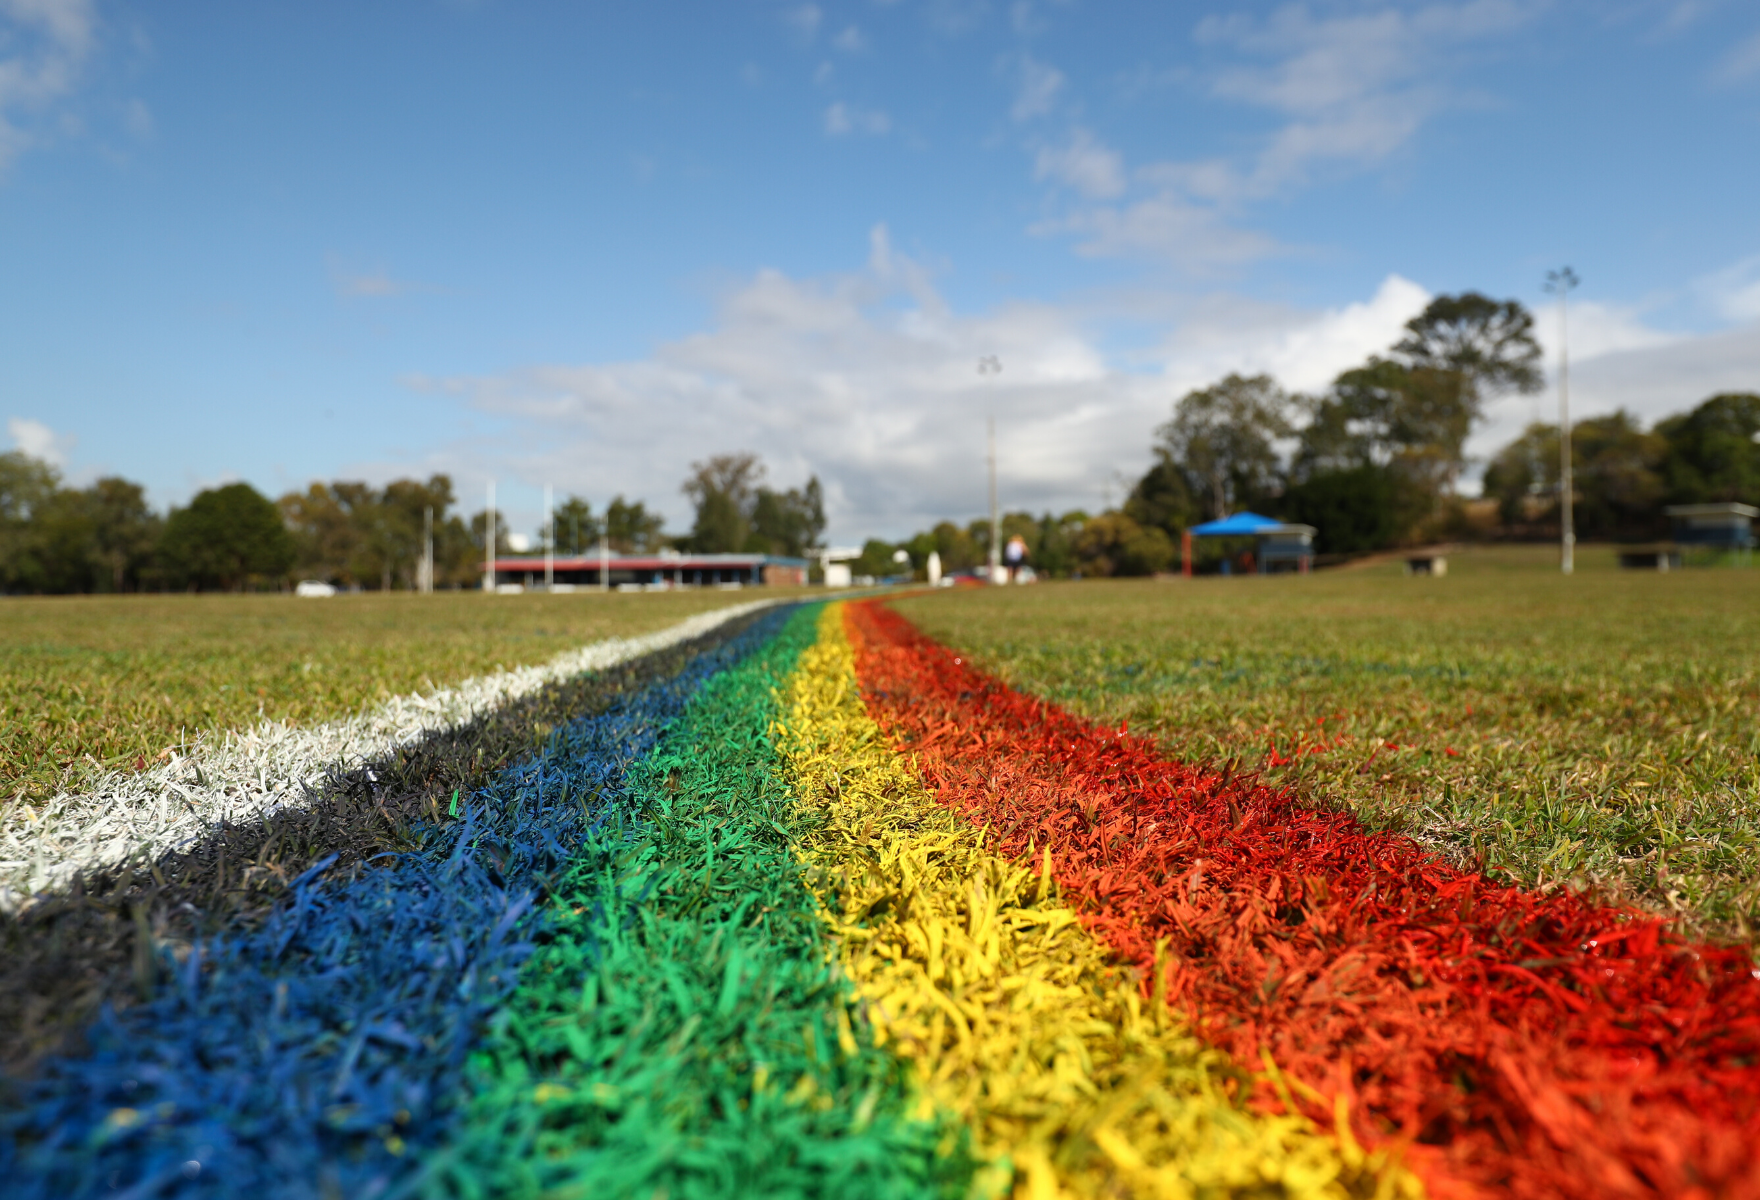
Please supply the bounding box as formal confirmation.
[484,480,496,592]
[988,415,1001,583]
[1545,267,1580,575]
[599,533,609,592]
[544,483,554,592]
[422,505,433,594]
[978,355,1003,584]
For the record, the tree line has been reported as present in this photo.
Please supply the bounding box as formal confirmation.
[0,448,826,594]
[6,292,1750,592]
[0,460,683,594]
[862,294,1758,578]
[1479,394,1760,540]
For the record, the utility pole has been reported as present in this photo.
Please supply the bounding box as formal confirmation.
[988,414,1001,584]
[483,480,495,592]
[422,505,433,594]
[543,483,554,592]
[599,532,609,592]
[978,355,1002,584]
[1545,267,1580,575]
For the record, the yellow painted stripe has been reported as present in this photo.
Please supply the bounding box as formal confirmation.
[773,603,1421,1200]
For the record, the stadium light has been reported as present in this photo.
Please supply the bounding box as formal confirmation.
[1544,267,1580,575]
[978,356,1002,584]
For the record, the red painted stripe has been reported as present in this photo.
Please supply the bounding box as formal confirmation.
[845,598,1760,1200]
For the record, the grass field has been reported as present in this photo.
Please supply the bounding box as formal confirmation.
[895,545,1760,940]
[1,590,754,802]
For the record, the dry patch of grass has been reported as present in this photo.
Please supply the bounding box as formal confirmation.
[1,590,755,801]
[894,546,1760,940]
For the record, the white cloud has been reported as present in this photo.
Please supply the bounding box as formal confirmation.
[784,3,822,37]
[1196,2,1529,194]
[1714,28,1760,83]
[824,101,890,136]
[0,0,97,173]
[1697,254,1760,322]
[1034,128,1125,198]
[122,96,152,139]
[1471,315,1760,482]
[7,416,74,467]
[1038,194,1281,270]
[1032,2,1534,269]
[1147,274,1432,395]
[832,24,865,52]
[342,272,402,297]
[407,231,1148,536]
[1528,298,1681,364]
[1011,54,1064,120]
[328,256,429,298]
[401,232,1480,539]
[392,226,1760,538]
[925,0,988,37]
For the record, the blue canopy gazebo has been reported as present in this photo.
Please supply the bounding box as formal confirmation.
[1181,512,1316,576]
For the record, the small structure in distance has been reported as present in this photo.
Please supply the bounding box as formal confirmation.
[488,551,808,591]
[1664,503,1756,564]
[818,546,862,589]
[1182,512,1316,576]
[1621,503,1757,570]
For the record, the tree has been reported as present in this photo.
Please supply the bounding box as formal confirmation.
[1281,465,1414,554]
[469,507,513,559]
[60,477,161,592]
[1072,512,1174,577]
[927,520,980,571]
[604,496,666,553]
[22,487,99,593]
[552,496,602,555]
[682,453,823,556]
[1386,293,1543,497]
[683,452,764,552]
[160,482,296,590]
[0,461,159,593]
[1328,358,1474,493]
[1483,413,1670,539]
[279,475,454,589]
[1392,292,1543,408]
[1031,510,1088,578]
[966,518,994,565]
[375,476,455,590]
[749,476,826,557]
[1288,391,1370,480]
[1481,423,1561,527]
[1572,411,1667,539]
[852,538,902,578]
[281,483,362,584]
[1657,392,1760,505]
[1123,460,1197,541]
[0,451,59,592]
[1154,374,1292,520]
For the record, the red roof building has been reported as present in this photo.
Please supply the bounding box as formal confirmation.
[488,552,808,590]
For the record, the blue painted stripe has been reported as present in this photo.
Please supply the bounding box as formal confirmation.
[0,606,796,1200]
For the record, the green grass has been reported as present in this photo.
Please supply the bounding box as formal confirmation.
[894,545,1760,941]
[1,590,757,802]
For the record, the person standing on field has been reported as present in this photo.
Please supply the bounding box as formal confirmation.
[1004,535,1027,582]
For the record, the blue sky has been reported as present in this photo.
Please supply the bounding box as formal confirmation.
[3,0,1758,542]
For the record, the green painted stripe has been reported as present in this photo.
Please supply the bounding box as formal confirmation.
[433,604,976,1200]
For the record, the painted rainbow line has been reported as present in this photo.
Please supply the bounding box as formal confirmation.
[5,597,1753,1199]
[843,596,1760,1200]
